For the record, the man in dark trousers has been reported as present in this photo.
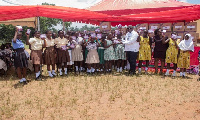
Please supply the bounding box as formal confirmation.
[122,25,140,75]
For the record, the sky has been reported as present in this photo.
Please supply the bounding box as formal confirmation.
[178,0,200,4]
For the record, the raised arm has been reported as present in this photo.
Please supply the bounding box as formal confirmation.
[104,40,113,48]
[26,34,30,45]
[162,37,169,44]
[96,38,101,47]
[136,35,141,42]
[84,37,90,47]
[13,27,18,43]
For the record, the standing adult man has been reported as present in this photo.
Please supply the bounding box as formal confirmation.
[123,25,140,75]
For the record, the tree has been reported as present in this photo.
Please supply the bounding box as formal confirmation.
[0,24,35,43]
[39,2,71,33]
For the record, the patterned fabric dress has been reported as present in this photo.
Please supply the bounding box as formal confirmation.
[97,40,105,64]
[138,36,151,61]
[178,51,190,69]
[85,42,99,64]
[104,40,115,61]
[115,42,126,60]
[84,39,89,61]
[72,37,83,62]
[166,38,178,64]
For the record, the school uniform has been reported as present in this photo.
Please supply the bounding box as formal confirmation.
[44,38,56,65]
[54,37,70,63]
[12,38,28,68]
[85,42,99,64]
[29,37,44,65]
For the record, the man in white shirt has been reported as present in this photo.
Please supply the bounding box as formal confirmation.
[122,25,140,75]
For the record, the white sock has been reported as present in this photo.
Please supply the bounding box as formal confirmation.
[173,70,176,76]
[52,70,56,75]
[120,67,122,72]
[59,69,62,75]
[75,66,78,71]
[183,72,186,76]
[64,68,68,75]
[48,71,53,77]
[80,67,83,71]
[20,79,24,83]
[180,72,183,76]
[145,67,148,71]
[165,69,169,75]
[117,68,119,72]
[138,68,142,72]
[22,78,26,82]
[36,71,40,78]
[91,67,95,72]
[92,69,95,73]
[124,66,127,70]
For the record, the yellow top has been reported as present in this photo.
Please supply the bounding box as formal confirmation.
[45,38,55,47]
[29,37,44,50]
[55,37,68,48]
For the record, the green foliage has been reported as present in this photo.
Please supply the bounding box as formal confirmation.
[0,24,35,44]
[69,25,99,32]
[39,17,62,33]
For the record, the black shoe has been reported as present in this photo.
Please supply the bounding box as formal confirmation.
[129,72,135,76]
[182,75,186,79]
[23,81,28,85]
[35,75,42,81]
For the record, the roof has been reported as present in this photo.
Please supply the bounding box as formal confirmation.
[88,0,192,11]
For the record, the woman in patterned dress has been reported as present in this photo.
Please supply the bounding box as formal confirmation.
[104,33,115,73]
[85,36,100,74]
[114,33,126,73]
[138,30,152,74]
[71,32,84,74]
[97,33,105,72]
[178,34,194,78]
[163,32,179,77]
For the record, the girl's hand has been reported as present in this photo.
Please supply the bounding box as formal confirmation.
[15,27,18,32]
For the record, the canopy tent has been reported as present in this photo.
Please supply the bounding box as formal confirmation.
[87,0,193,16]
[0,17,37,28]
[0,4,200,27]
[105,5,200,26]
[0,5,113,25]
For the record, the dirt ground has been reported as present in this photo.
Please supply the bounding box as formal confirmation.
[0,69,200,120]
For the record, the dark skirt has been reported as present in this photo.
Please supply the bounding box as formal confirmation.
[31,50,43,65]
[57,49,70,63]
[14,48,28,68]
[153,50,166,59]
[44,46,56,65]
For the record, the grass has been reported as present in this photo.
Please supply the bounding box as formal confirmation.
[0,69,200,120]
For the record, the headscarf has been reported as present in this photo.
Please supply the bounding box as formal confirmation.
[171,34,177,39]
[178,34,194,52]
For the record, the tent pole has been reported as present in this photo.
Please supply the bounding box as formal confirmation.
[37,17,40,31]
